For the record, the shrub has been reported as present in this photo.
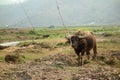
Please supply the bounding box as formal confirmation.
[105,57,117,65]
[18,41,35,47]
[56,42,67,47]
[102,33,112,37]
[97,55,106,61]
[5,54,25,64]
[39,42,56,49]
[28,30,37,35]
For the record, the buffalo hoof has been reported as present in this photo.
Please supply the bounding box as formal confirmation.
[78,63,82,66]
[92,56,96,61]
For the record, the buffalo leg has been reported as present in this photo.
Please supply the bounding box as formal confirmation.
[77,55,80,66]
[77,54,82,66]
[86,51,90,60]
[79,51,84,66]
[93,44,97,60]
[80,56,83,66]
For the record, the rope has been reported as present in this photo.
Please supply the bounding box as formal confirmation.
[55,0,69,34]
[17,0,34,31]
[17,0,35,42]
[17,0,69,34]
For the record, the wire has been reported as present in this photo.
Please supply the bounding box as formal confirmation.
[55,0,69,33]
[17,0,34,30]
[17,0,68,34]
[17,0,35,42]
[55,0,65,26]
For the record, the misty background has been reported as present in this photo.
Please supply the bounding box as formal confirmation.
[0,0,120,27]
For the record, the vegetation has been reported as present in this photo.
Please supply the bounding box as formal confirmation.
[0,25,120,42]
[0,25,120,59]
[0,25,120,79]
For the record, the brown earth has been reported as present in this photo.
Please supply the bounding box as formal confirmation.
[0,36,120,80]
[0,51,120,80]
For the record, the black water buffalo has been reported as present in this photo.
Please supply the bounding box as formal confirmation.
[66,31,97,66]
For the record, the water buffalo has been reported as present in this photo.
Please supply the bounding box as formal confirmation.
[66,31,97,66]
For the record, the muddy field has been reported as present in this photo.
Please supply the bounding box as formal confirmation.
[0,52,120,80]
[0,27,120,80]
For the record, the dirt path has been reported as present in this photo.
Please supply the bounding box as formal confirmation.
[0,41,20,46]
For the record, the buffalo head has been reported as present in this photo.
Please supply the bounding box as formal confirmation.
[66,33,88,49]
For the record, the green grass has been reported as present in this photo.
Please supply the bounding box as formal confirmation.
[0,25,120,66]
[0,25,120,42]
[0,57,4,61]
[20,53,49,60]
[98,41,120,52]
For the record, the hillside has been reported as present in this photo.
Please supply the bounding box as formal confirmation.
[0,0,120,27]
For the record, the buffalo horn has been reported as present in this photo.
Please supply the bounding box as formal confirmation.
[65,33,72,39]
[78,35,88,38]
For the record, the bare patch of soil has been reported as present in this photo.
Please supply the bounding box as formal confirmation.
[0,52,120,80]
